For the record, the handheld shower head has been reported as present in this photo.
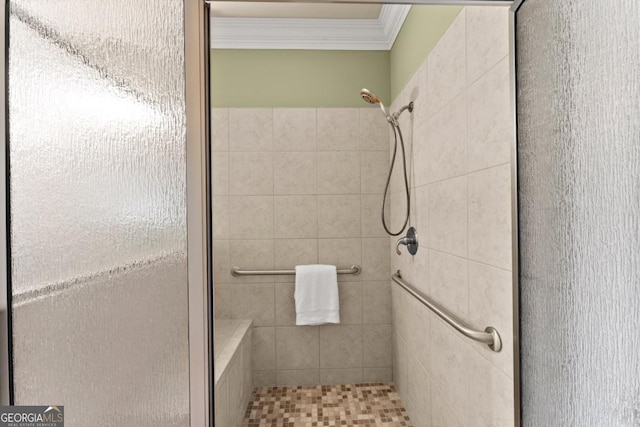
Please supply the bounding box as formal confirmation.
[360,88,391,122]
[360,88,381,104]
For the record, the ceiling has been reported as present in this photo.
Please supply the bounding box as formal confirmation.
[210,2,383,19]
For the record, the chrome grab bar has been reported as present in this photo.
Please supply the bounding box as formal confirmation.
[392,270,502,352]
[231,265,361,277]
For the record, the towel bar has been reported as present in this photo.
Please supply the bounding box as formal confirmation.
[231,265,361,277]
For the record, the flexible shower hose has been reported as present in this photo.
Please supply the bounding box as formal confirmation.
[381,123,411,237]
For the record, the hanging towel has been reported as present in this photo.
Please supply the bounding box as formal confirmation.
[294,264,340,326]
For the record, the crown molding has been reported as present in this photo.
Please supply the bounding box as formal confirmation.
[210,5,411,50]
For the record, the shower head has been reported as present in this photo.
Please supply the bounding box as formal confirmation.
[360,88,381,104]
[360,88,390,122]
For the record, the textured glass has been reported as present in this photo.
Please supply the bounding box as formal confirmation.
[8,0,190,425]
[516,1,640,426]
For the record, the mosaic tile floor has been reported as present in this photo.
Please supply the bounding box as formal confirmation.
[243,383,413,427]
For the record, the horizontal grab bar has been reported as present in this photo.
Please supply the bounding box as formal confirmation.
[391,271,501,352]
[231,265,361,277]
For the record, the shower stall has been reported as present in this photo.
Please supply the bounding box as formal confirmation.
[210,4,517,426]
[1,0,638,426]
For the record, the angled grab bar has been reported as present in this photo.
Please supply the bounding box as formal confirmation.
[392,270,502,352]
[231,265,361,277]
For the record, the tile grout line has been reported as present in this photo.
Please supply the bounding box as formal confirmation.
[464,12,473,336]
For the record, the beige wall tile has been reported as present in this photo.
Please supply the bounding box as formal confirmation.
[229,196,273,239]
[389,6,514,424]
[339,283,363,325]
[361,194,389,238]
[212,108,229,152]
[317,151,361,195]
[319,325,363,369]
[426,10,466,118]
[405,298,431,373]
[414,186,429,247]
[362,281,391,324]
[212,152,229,196]
[229,239,275,284]
[276,370,320,386]
[408,62,429,130]
[427,93,468,183]
[214,374,230,427]
[317,108,359,151]
[467,57,512,172]
[392,333,409,397]
[276,326,319,370]
[274,195,318,239]
[274,239,318,283]
[429,317,470,420]
[253,370,276,388]
[229,152,273,195]
[318,239,362,282]
[273,108,316,151]
[232,283,275,327]
[229,108,273,152]
[468,261,513,379]
[362,238,391,281]
[431,382,466,427]
[242,332,253,399]
[213,196,229,240]
[213,239,233,284]
[428,250,469,319]
[273,152,317,195]
[390,121,415,194]
[397,247,429,296]
[468,164,512,269]
[320,369,363,385]
[406,355,432,426]
[274,282,295,326]
[389,191,411,235]
[391,284,410,342]
[360,108,391,151]
[363,368,392,383]
[466,6,509,85]
[363,324,392,368]
[214,282,232,319]
[317,195,361,238]
[428,175,468,257]
[361,151,389,194]
[412,121,430,189]
[467,349,515,427]
[253,327,275,371]
[227,355,245,427]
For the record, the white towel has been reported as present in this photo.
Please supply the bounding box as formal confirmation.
[294,264,340,326]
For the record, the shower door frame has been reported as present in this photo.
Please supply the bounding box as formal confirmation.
[0,1,214,426]
[205,0,521,426]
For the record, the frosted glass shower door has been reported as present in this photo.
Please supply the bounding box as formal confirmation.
[5,0,207,425]
[516,0,640,425]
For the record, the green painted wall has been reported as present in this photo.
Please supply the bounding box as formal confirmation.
[210,6,461,107]
[211,50,390,108]
[390,6,462,101]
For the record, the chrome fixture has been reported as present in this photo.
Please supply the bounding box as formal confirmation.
[395,226,418,255]
[360,88,413,126]
[360,88,414,238]
[392,271,502,352]
[231,265,361,277]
